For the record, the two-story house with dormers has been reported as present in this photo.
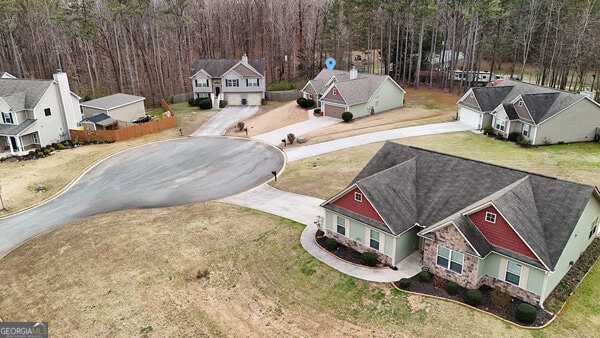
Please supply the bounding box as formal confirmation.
[190,55,265,107]
[0,71,81,155]
[321,142,600,306]
[457,79,600,144]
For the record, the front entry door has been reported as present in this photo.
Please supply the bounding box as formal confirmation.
[10,136,17,150]
[215,86,220,97]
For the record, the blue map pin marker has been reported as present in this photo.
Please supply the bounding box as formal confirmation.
[325,57,336,71]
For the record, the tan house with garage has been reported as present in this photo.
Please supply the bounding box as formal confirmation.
[302,67,404,119]
[190,55,265,107]
[81,93,146,123]
[457,80,600,144]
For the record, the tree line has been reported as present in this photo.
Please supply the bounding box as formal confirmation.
[1,0,599,105]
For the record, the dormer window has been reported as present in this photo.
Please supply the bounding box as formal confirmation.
[332,88,338,96]
[354,192,362,202]
[485,212,496,223]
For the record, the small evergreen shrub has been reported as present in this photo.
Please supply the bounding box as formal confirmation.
[325,238,337,251]
[314,108,321,115]
[219,100,228,108]
[495,133,505,140]
[237,121,245,131]
[47,147,55,152]
[0,157,5,162]
[306,99,315,107]
[28,150,35,157]
[188,98,196,106]
[517,134,532,147]
[37,151,44,157]
[446,281,460,295]
[361,252,378,267]
[198,98,212,110]
[507,132,520,142]
[43,149,51,155]
[51,143,58,148]
[341,111,353,122]
[515,303,537,324]
[297,97,308,107]
[287,133,296,144]
[418,271,432,282]
[57,143,65,150]
[483,125,494,135]
[398,278,411,289]
[464,289,484,306]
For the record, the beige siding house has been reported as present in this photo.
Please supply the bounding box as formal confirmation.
[457,80,600,144]
[302,68,405,119]
[81,93,146,123]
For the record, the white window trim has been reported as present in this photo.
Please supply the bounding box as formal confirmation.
[436,245,464,274]
[336,215,347,237]
[354,192,362,202]
[499,258,528,288]
[32,132,40,144]
[226,79,239,87]
[247,78,259,87]
[522,124,530,137]
[495,118,506,131]
[485,212,496,223]
[369,229,380,251]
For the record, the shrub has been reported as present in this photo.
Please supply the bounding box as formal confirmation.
[188,98,196,106]
[0,157,5,162]
[37,151,44,157]
[314,108,321,115]
[446,281,460,295]
[483,125,495,136]
[418,271,432,282]
[489,289,511,310]
[495,133,505,140]
[361,252,378,267]
[297,97,308,107]
[306,99,315,107]
[28,150,35,157]
[43,149,51,155]
[507,132,520,142]
[515,303,537,323]
[464,289,483,306]
[517,134,532,147]
[47,147,55,152]
[287,133,296,144]
[325,238,337,251]
[219,100,228,108]
[432,275,446,288]
[166,95,174,104]
[56,143,65,150]
[198,98,212,110]
[261,99,267,105]
[237,121,245,131]
[398,278,411,289]
[51,142,58,148]
[341,111,353,122]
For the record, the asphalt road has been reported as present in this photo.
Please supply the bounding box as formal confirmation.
[0,137,284,257]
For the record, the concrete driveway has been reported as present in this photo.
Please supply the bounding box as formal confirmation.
[0,137,284,257]
[190,105,259,136]
[252,111,339,145]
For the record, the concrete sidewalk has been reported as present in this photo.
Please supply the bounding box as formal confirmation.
[252,109,339,145]
[285,121,473,162]
[220,184,420,282]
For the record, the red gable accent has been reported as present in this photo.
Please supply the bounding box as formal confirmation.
[468,206,537,259]
[323,84,344,102]
[331,187,384,223]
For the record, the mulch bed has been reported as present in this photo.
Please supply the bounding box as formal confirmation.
[394,276,554,327]
[315,234,387,268]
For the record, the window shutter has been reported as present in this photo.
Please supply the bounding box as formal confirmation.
[257,79,260,86]
[246,79,248,87]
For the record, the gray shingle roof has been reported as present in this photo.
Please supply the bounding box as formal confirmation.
[85,113,116,126]
[329,74,390,106]
[502,103,518,119]
[0,78,53,110]
[191,58,265,77]
[322,142,596,270]
[81,93,145,110]
[303,69,348,95]
[0,119,36,136]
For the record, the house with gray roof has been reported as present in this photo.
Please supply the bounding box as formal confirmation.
[190,54,265,107]
[81,93,146,123]
[321,142,600,306]
[0,71,81,155]
[1,71,16,79]
[302,67,404,119]
[457,80,600,144]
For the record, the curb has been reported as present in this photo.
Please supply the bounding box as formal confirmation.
[389,282,556,329]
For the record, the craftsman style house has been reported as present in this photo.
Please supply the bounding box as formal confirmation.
[301,67,404,119]
[457,80,600,144]
[0,71,81,155]
[190,55,265,106]
[321,142,600,306]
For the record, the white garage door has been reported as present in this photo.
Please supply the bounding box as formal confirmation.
[246,93,262,105]
[458,107,481,129]
[226,93,242,105]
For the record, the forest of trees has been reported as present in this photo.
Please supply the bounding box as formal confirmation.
[1,0,599,106]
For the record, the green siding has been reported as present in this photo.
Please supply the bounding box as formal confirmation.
[349,219,366,244]
[543,196,600,300]
[349,102,368,119]
[478,253,501,278]
[393,227,419,264]
[384,235,394,256]
[325,211,334,230]
[478,253,545,295]
[526,267,545,295]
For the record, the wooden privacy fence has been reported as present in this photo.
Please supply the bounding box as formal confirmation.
[69,116,177,143]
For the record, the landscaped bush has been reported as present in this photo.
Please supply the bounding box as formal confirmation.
[56,143,65,150]
[361,252,378,267]
[418,271,432,282]
[0,157,5,162]
[495,133,505,140]
[325,238,338,251]
[489,289,511,310]
[219,100,228,108]
[341,111,353,122]
[314,108,321,115]
[198,98,212,110]
[464,289,484,306]
[398,278,411,289]
[188,98,196,106]
[517,134,532,147]
[445,281,460,295]
[306,99,315,107]
[37,151,44,157]
[166,95,174,104]
[483,125,495,136]
[287,133,296,144]
[47,147,55,152]
[43,149,51,155]
[515,303,537,323]
[507,132,520,142]
[237,121,245,131]
[296,97,308,107]
[28,150,35,157]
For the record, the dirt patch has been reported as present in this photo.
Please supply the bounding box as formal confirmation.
[225,101,308,137]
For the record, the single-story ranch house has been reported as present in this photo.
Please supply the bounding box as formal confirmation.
[301,67,405,119]
[190,55,265,106]
[457,79,600,144]
[80,93,146,123]
[321,142,600,306]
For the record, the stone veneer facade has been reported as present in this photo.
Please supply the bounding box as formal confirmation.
[326,229,393,266]
[423,224,540,305]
